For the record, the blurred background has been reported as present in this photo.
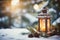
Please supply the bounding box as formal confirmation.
[0,0,60,28]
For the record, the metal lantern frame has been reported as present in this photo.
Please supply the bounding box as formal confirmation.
[38,12,52,37]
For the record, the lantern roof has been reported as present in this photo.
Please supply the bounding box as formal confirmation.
[37,12,52,18]
[37,7,52,18]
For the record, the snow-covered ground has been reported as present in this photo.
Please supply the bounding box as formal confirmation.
[0,28,60,40]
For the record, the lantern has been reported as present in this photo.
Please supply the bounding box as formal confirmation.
[38,8,52,37]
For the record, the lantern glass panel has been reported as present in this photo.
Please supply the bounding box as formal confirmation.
[47,19,50,32]
[39,18,51,32]
[40,18,46,32]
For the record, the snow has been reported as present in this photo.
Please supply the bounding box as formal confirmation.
[48,8,56,13]
[0,28,60,40]
[23,13,38,24]
[52,17,60,26]
[35,1,49,12]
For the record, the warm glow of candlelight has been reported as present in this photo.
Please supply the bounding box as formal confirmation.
[40,19,46,32]
[40,19,50,32]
